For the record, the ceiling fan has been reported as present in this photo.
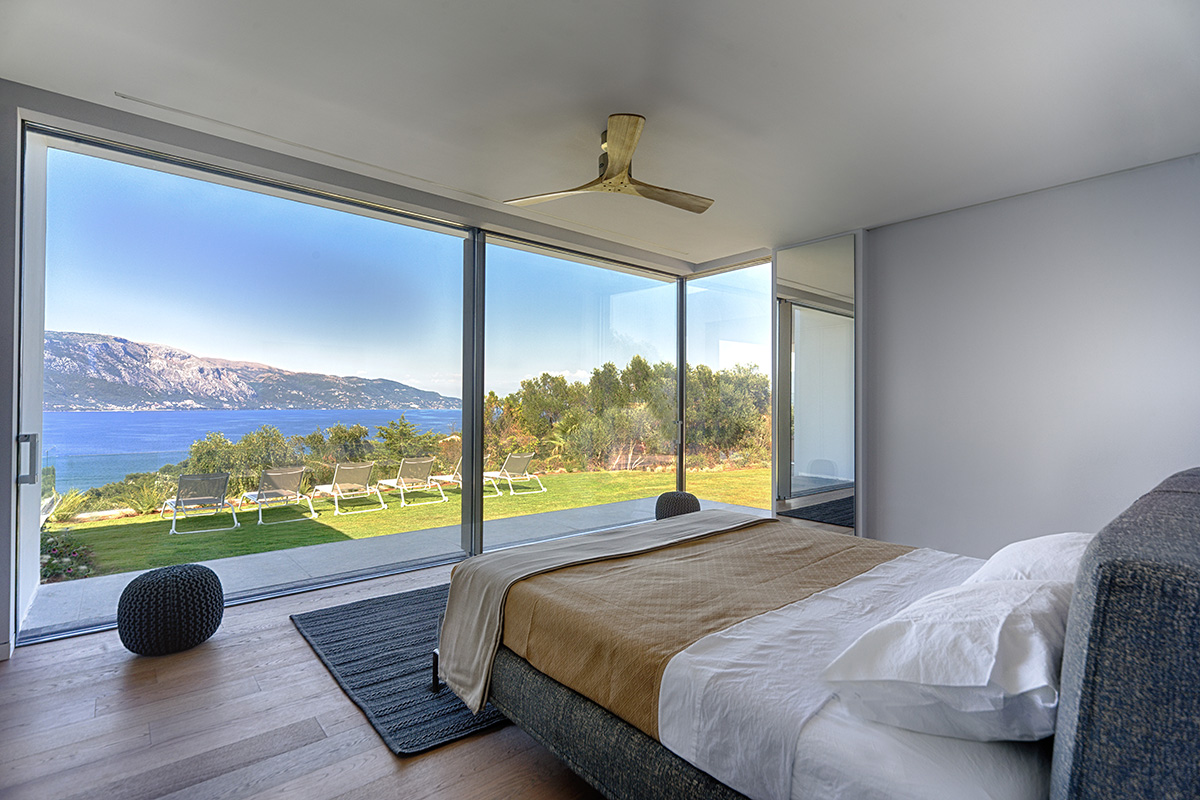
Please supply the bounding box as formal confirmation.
[505,114,714,214]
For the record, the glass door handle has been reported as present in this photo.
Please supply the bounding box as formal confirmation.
[17,433,39,485]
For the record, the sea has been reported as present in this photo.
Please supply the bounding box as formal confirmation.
[42,408,462,493]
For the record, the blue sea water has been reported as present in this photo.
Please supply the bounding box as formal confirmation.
[43,408,462,493]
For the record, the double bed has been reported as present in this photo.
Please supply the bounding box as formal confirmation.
[439,469,1200,799]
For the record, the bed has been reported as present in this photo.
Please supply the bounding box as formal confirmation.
[439,468,1200,799]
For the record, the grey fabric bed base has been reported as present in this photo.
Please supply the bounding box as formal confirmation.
[489,646,750,800]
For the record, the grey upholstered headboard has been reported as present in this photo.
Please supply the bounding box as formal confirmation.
[1052,467,1200,799]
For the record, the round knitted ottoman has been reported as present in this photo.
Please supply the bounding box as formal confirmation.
[117,564,224,656]
[655,491,701,520]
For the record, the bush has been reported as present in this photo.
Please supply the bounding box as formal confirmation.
[40,529,96,582]
[119,476,171,515]
[49,489,88,523]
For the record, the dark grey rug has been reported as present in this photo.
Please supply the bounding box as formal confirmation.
[291,583,507,755]
[780,495,855,528]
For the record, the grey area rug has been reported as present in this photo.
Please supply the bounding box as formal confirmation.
[291,583,508,755]
[780,495,855,528]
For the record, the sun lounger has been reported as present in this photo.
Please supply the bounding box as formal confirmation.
[431,457,501,497]
[378,457,449,506]
[237,466,318,525]
[311,461,387,515]
[161,472,241,534]
[483,453,547,496]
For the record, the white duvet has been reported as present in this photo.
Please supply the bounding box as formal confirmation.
[658,549,1050,800]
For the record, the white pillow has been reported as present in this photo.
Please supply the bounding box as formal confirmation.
[822,580,1072,741]
[964,532,1095,584]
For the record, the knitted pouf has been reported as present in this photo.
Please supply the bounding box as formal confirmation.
[117,564,224,656]
[655,491,701,520]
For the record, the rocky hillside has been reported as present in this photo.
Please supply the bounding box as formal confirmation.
[44,331,459,411]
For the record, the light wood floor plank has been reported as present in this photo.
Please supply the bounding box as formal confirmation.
[61,718,328,800]
[0,563,601,800]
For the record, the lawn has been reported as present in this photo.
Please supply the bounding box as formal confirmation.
[47,468,771,578]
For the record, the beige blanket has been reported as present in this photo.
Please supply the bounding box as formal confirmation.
[439,509,772,713]
[503,523,913,738]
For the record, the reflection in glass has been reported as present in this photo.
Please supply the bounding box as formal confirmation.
[791,306,854,495]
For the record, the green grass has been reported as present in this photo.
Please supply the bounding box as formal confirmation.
[46,468,771,578]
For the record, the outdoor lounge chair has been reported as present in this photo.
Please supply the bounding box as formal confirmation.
[431,457,502,497]
[161,472,240,535]
[237,466,317,525]
[378,457,449,506]
[483,453,547,496]
[311,461,387,515]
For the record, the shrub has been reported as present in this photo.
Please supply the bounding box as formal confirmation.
[49,489,88,523]
[119,477,171,515]
[40,529,96,582]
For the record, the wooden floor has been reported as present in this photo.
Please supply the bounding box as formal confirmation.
[0,563,602,800]
[0,512,851,800]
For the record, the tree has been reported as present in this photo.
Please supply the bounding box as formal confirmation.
[588,362,627,416]
[186,431,237,474]
[292,423,374,484]
[235,425,295,471]
[375,416,442,462]
[519,373,580,439]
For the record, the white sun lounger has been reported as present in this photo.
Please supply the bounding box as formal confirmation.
[431,457,502,497]
[311,461,387,515]
[162,472,241,534]
[237,466,318,525]
[483,453,547,496]
[378,457,449,506]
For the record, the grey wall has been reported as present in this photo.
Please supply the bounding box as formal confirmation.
[863,154,1200,557]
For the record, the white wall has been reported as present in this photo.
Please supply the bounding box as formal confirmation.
[863,154,1200,557]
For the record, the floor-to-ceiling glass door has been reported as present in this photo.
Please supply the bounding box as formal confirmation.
[481,239,678,549]
[683,262,774,510]
[18,127,467,640]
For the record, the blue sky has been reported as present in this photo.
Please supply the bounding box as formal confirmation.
[44,148,769,399]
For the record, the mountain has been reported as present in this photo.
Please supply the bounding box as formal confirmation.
[43,331,460,411]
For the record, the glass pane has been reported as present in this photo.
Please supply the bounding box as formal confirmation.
[684,264,773,510]
[791,305,854,494]
[29,142,464,637]
[483,242,677,549]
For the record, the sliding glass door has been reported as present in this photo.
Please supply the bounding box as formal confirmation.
[683,262,773,510]
[482,240,678,549]
[19,129,466,639]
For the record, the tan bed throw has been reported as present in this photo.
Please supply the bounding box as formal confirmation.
[503,520,912,738]
[440,509,771,713]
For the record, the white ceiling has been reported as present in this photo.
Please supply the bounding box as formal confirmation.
[3,0,1199,267]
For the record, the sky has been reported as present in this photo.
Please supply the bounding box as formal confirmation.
[43,147,770,399]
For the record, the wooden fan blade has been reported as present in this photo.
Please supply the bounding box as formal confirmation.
[602,114,645,179]
[505,176,605,206]
[628,178,714,214]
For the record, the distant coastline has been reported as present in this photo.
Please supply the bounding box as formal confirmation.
[44,330,461,412]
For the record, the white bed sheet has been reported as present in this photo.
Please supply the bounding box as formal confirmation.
[659,548,1009,800]
[791,698,1052,800]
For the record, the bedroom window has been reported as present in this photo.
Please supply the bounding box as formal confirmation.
[482,240,678,549]
[17,129,466,640]
[683,263,774,510]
